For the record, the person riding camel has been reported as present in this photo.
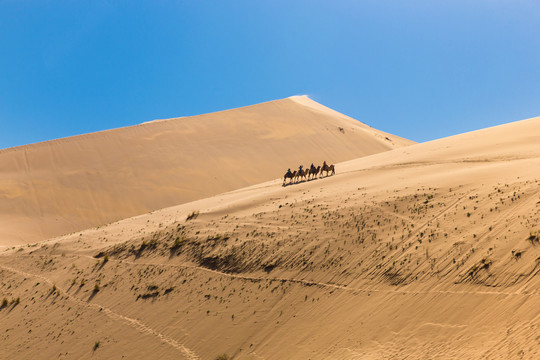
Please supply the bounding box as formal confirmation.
[323,161,327,168]
[310,163,315,171]
[286,168,292,176]
[299,165,303,173]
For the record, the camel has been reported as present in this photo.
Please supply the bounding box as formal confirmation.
[283,170,297,185]
[295,168,309,182]
[321,164,335,177]
[308,166,321,180]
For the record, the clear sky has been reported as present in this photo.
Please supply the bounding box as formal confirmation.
[1,0,539,149]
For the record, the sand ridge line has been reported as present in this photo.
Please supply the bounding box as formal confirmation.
[0,262,200,360]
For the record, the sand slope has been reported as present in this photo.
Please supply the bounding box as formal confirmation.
[0,96,413,245]
[1,116,539,359]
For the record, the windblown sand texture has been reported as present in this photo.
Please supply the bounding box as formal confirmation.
[0,96,412,245]
[1,103,540,359]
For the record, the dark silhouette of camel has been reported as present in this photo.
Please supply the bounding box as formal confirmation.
[295,168,309,182]
[321,164,335,177]
[309,166,321,180]
[283,170,297,185]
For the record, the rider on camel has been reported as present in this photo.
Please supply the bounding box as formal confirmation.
[310,163,315,172]
[323,161,327,168]
[286,168,292,176]
[299,165,303,173]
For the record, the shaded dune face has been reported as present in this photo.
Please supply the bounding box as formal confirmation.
[0,96,414,245]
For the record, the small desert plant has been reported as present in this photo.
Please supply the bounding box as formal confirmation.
[186,211,199,221]
[93,341,100,351]
[103,255,109,264]
[215,354,230,360]
[148,237,158,248]
[139,240,148,252]
[93,283,100,293]
[1,298,8,308]
[171,236,186,249]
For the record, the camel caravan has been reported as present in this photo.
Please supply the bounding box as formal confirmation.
[283,161,335,185]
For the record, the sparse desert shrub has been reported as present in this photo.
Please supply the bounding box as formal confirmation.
[172,236,186,249]
[93,283,100,293]
[215,354,230,360]
[103,255,109,264]
[1,298,8,308]
[93,341,100,351]
[137,291,159,300]
[528,231,539,243]
[186,211,199,221]
[139,240,148,252]
[137,237,159,256]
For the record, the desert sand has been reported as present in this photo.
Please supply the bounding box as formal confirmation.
[0,96,413,246]
[1,102,539,359]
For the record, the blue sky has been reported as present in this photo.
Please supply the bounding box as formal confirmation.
[1,1,539,149]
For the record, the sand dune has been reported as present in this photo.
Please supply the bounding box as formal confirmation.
[1,115,539,359]
[0,96,413,245]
